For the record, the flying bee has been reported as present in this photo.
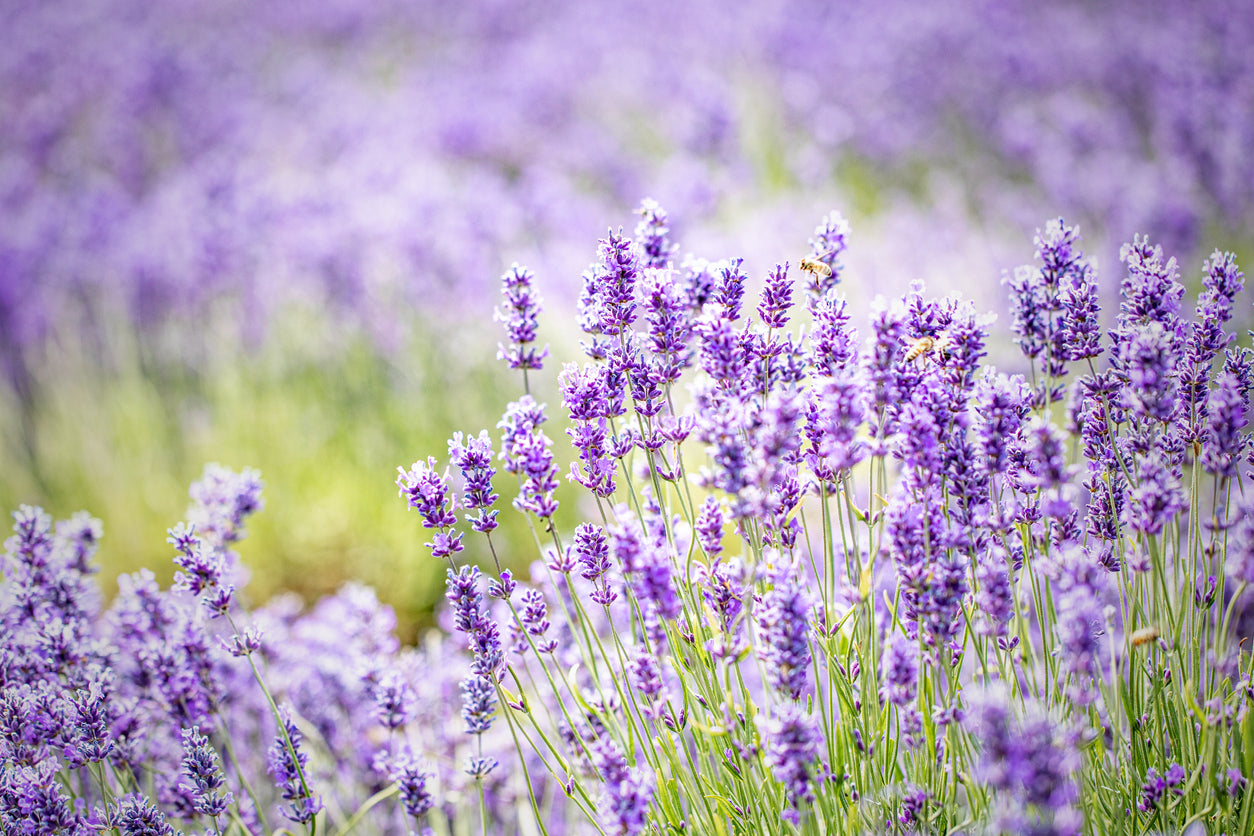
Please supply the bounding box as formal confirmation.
[799,257,833,279]
[903,336,935,363]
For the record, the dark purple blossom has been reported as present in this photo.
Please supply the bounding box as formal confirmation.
[65,682,114,768]
[700,557,747,660]
[628,648,666,714]
[266,707,321,825]
[445,565,503,681]
[758,262,794,329]
[497,395,548,474]
[448,430,499,534]
[495,262,548,372]
[713,258,747,322]
[640,268,693,385]
[1120,321,1180,424]
[518,588,557,654]
[809,291,858,378]
[111,794,177,836]
[186,464,264,550]
[592,229,639,337]
[459,674,497,735]
[1138,764,1185,812]
[1,761,85,834]
[389,747,434,821]
[180,725,230,818]
[396,457,463,560]
[1127,454,1188,537]
[879,633,918,708]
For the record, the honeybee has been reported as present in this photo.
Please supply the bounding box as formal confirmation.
[799,257,833,279]
[903,336,935,363]
[932,331,955,362]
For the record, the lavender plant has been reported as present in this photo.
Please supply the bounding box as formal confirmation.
[392,203,1253,834]
[5,203,1254,836]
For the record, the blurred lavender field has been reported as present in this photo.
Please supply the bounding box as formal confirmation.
[3,0,1252,627]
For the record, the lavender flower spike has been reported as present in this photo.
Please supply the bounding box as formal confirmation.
[181,725,231,818]
[495,262,549,372]
[267,706,322,825]
[765,702,823,825]
[396,456,464,559]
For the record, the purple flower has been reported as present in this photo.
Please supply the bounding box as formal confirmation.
[641,268,694,385]
[756,554,812,700]
[764,702,822,825]
[389,747,434,821]
[695,313,748,392]
[634,198,677,270]
[560,364,618,498]
[372,670,416,731]
[700,557,747,660]
[518,588,557,654]
[186,464,264,550]
[448,430,499,534]
[487,568,517,600]
[494,262,549,372]
[0,762,84,834]
[879,633,918,708]
[572,523,616,605]
[266,707,321,825]
[1138,764,1185,812]
[65,682,114,768]
[1049,544,1107,705]
[592,228,640,337]
[805,376,867,482]
[612,495,680,646]
[974,543,1014,639]
[758,262,794,329]
[1119,321,1180,424]
[56,511,102,575]
[396,456,458,530]
[590,736,654,836]
[445,565,503,681]
[804,210,849,305]
[111,794,177,836]
[180,725,231,818]
[1201,370,1249,477]
[497,395,548,474]
[459,674,497,735]
[694,496,725,559]
[713,258,747,321]
[964,686,1079,812]
[509,426,562,519]
[973,373,1032,478]
[396,457,463,559]
[628,647,666,714]
[809,291,858,378]
[1127,453,1187,537]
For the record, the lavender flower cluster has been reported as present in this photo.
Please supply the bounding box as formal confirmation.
[388,200,1254,834]
[6,199,1254,835]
